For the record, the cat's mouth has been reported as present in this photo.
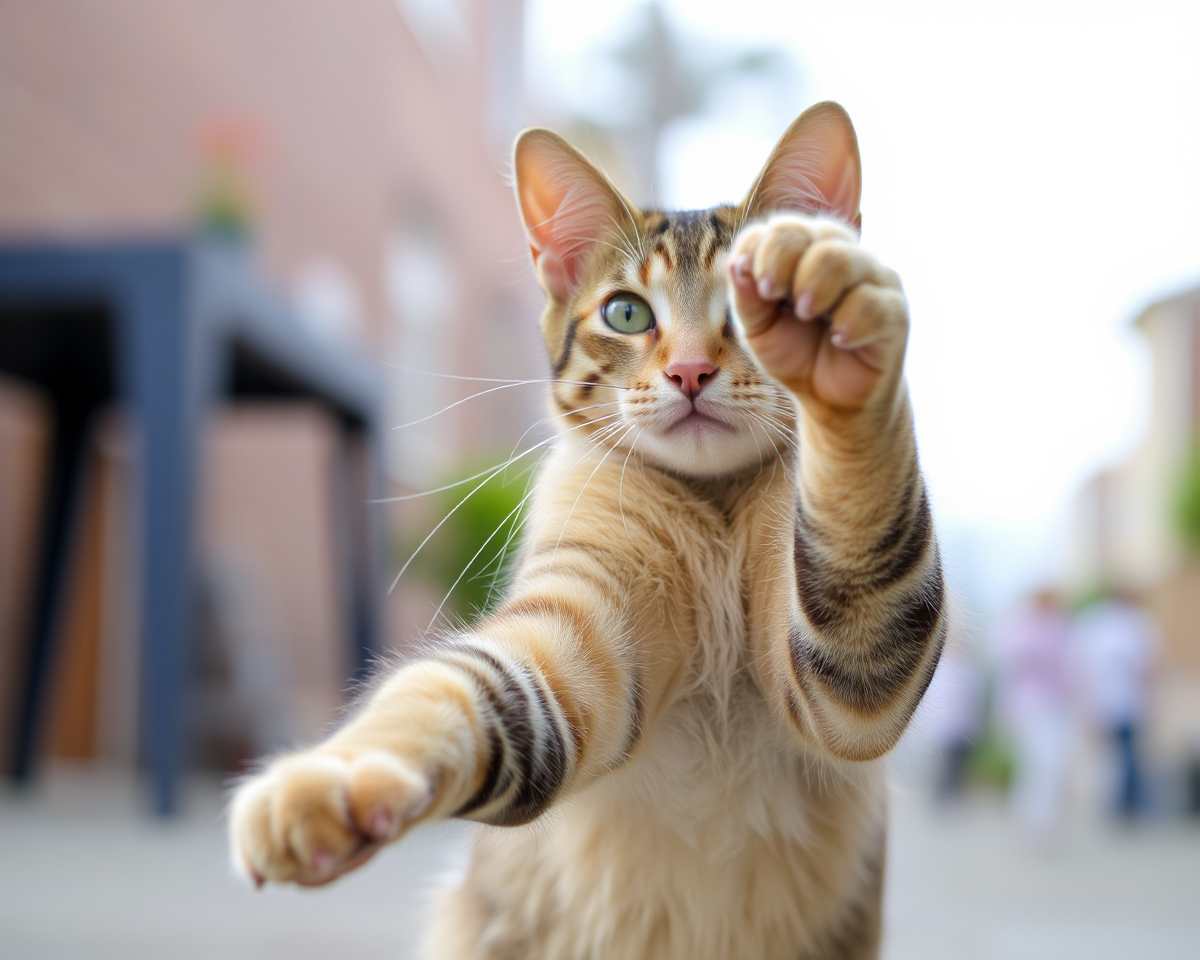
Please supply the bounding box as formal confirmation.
[665,409,734,434]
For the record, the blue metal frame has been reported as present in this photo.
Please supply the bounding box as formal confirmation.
[0,239,385,815]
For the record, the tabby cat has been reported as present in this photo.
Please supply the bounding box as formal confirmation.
[229,101,944,960]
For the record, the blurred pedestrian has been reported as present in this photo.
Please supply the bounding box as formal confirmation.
[1070,589,1159,821]
[994,588,1074,841]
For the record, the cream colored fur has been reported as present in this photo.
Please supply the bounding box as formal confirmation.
[228,102,943,960]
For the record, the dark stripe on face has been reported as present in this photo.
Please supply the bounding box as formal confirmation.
[577,372,602,398]
[638,252,652,286]
[708,210,731,248]
[702,217,730,270]
[551,390,583,417]
[554,315,586,374]
[667,209,706,273]
[578,328,640,373]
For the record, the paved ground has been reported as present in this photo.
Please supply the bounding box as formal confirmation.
[884,787,1200,960]
[2,765,1198,959]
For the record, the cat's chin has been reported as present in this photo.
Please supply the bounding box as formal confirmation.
[635,424,780,478]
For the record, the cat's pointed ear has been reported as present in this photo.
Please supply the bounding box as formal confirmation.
[743,101,862,231]
[514,129,637,302]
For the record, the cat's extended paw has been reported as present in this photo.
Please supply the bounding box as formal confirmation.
[727,214,907,413]
[228,749,431,888]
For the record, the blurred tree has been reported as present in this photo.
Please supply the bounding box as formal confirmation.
[1175,440,1200,551]
[597,1,795,202]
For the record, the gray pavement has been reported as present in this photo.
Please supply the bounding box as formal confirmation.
[884,787,1200,960]
[1,765,1198,959]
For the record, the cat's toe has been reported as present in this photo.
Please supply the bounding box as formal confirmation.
[228,750,431,888]
[345,750,432,841]
[229,767,296,885]
[229,754,358,886]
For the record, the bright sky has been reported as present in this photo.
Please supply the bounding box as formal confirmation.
[526,0,1200,613]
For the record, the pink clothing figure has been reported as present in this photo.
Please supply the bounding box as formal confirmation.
[995,592,1072,730]
[994,589,1074,840]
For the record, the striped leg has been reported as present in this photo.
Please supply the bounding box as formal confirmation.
[228,570,640,886]
[780,398,946,761]
[730,213,945,762]
[432,642,573,826]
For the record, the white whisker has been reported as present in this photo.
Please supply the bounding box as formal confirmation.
[436,400,634,618]
[498,398,627,486]
[505,399,624,467]
[392,381,551,431]
[385,412,625,591]
[376,407,624,504]
[618,426,645,536]
[426,459,550,631]
[382,363,626,391]
[392,381,621,432]
[547,421,635,573]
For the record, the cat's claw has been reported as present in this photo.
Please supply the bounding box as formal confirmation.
[793,290,815,320]
[369,808,393,839]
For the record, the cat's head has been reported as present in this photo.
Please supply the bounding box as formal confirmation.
[513,102,861,478]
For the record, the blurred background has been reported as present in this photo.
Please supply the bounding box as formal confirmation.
[1,1,1198,958]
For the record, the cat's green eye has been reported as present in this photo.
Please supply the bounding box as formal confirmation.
[602,294,655,334]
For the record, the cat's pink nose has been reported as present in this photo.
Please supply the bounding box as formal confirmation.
[664,359,718,400]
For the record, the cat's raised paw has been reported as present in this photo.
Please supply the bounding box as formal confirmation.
[728,213,907,413]
[228,749,430,888]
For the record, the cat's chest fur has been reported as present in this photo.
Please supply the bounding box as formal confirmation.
[479,598,881,960]
[615,465,832,851]
[463,457,884,958]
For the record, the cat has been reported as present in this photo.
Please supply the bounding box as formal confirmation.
[228,101,944,960]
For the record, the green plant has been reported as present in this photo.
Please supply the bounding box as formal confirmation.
[401,457,533,620]
[1177,440,1200,551]
[966,729,1015,791]
[194,166,253,238]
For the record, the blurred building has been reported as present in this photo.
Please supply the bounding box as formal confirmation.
[1068,285,1200,792]
[0,0,543,773]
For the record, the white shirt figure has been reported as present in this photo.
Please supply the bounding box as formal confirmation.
[1071,599,1158,730]
[1070,595,1159,820]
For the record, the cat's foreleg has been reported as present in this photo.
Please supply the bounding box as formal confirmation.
[228,578,636,887]
[730,213,945,761]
